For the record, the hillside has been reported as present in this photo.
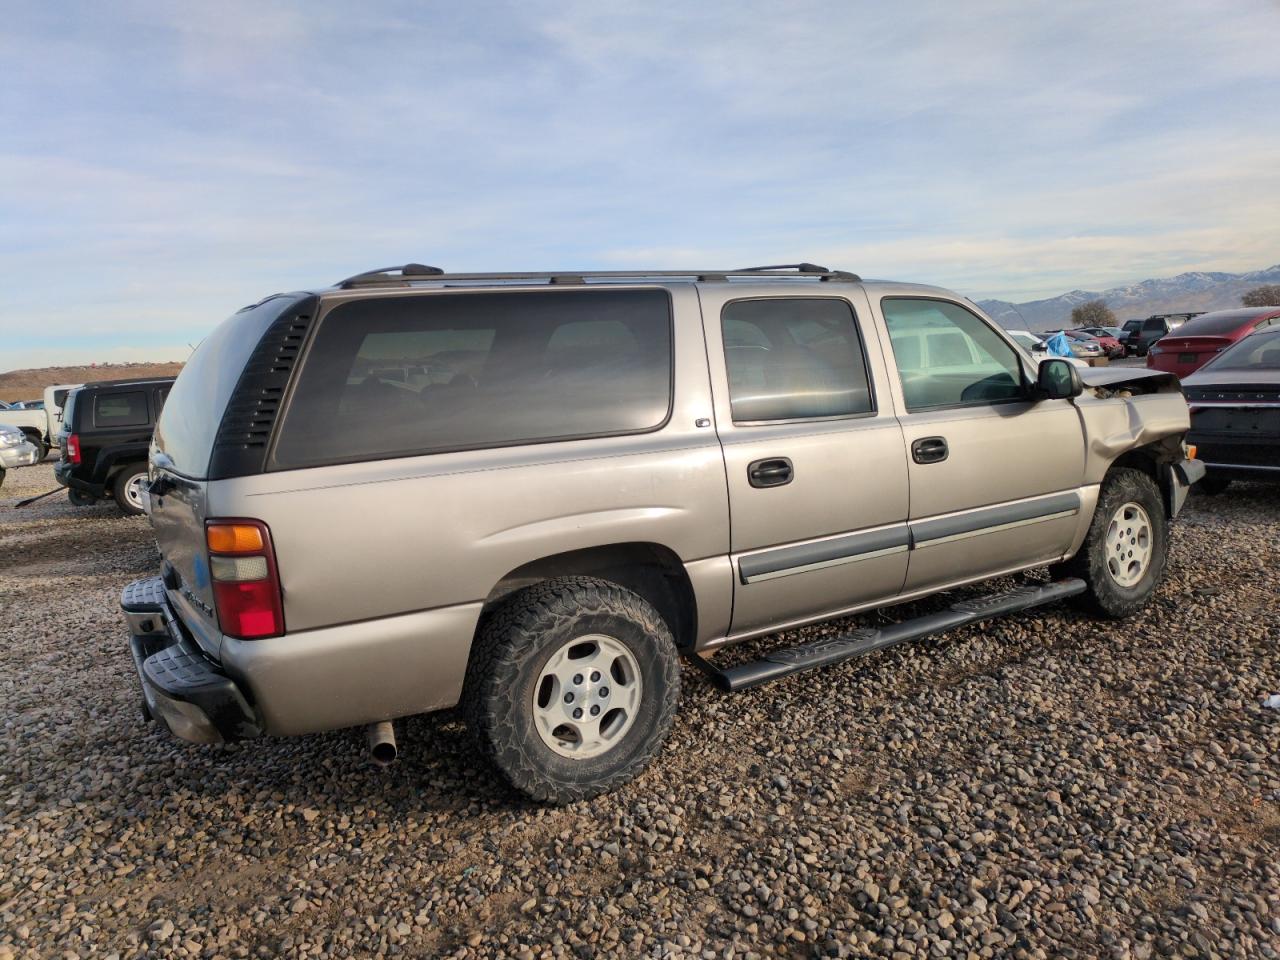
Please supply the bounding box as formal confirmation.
[979,263,1280,332]
[0,362,184,403]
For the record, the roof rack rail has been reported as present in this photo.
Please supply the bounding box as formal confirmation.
[737,262,861,281]
[333,263,861,288]
[338,263,445,288]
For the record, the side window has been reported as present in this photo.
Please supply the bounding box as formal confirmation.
[721,298,873,423]
[274,289,673,468]
[1143,318,1164,331]
[94,391,149,427]
[881,298,1024,411]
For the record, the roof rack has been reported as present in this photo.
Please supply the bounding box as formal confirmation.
[335,262,861,289]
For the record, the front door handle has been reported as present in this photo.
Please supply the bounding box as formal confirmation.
[911,436,949,464]
[748,457,793,488]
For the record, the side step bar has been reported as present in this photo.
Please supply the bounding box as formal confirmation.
[690,578,1086,692]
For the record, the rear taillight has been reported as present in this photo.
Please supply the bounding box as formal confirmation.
[67,433,81,464]
[206,519,284,639]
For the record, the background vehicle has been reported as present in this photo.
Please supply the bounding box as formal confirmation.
[121,263,1200,804]
[1119,319,1145,354]
[44,382,83,447]
[1127,312,1202,357]
[55,377,174,514]
[1183,327,1280,494]
[1070,328,1124,358]
[0,423,40,490]
[1146,307,1280,377]
[1043,330,1106,364]
[1005,329,1087,368]
[0,400,51,460]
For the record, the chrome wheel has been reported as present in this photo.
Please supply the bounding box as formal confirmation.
[1105,501,1152,587]
[124,473,147,510]
[532,633,643,759]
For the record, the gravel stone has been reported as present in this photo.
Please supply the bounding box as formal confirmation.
[1,463,1278,958]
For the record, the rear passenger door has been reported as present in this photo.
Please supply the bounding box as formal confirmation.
[875,296,1086,592]
[700,289,910,637]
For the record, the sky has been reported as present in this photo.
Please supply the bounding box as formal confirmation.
[2,0,1279,370]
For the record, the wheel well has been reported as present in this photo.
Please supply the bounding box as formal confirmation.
[481,543,698,649]
[1108,435,1185,516]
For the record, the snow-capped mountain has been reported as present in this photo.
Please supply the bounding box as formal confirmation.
[978,264,1280,332]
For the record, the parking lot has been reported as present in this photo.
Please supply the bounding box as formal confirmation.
[1,461,1277,959]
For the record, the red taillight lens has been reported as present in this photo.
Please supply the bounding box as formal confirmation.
[67,433,81,464]
[206,518,283,640]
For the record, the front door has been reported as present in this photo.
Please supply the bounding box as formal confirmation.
[873,296,1086,593]
[700,288,911,637]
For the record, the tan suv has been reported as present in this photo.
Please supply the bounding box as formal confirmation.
[121,263,1204,802]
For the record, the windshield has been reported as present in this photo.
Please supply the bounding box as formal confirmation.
[1175,310,1273,337]
[1201,329,1280,371]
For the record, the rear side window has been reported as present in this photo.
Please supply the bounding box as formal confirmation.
[882,298,1024,411]
[273,289,673,468]
[721,298,873,422]
[94,391,148,427]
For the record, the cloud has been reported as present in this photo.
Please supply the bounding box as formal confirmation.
[2,0,1279,369]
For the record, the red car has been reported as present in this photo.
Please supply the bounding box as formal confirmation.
[1146,307,1280,377]
[1070,328,1124,358]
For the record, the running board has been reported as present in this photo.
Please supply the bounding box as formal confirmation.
[690,578,1087,692]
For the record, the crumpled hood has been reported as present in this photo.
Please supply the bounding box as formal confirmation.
[1079,366,1179,391]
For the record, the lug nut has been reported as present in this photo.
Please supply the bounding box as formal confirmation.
[573,674,583,685]
[590,671,601,682]
[573,708,583,719]
[564,692,574,704]
[599,686,609,698]
[590,705,600,716]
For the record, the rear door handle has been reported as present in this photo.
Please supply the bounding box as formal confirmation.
[911,436,949,464]
[748,457,793,488]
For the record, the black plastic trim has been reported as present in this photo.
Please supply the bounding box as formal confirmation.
[208,295,319,479]
[738,525,910,583]
[911,492,1080,545]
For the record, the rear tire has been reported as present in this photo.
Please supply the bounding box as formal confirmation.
[112,465,148,516]
[1057,468,1168,619]
[1196,475,1231,496]
[464,576,681,804]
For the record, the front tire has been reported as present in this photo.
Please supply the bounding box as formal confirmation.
[464,577,681,804]
[112,465,148,516]
[1059,468,1168,619]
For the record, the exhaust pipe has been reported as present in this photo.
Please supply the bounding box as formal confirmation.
[366,721,397,766]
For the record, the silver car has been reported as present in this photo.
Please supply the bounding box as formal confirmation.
[0,423,40,490]
[121,264,1203,802]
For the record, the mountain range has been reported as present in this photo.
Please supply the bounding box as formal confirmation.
[977,264,1280,332]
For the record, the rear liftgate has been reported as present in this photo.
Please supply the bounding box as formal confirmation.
[688,579,1086,692]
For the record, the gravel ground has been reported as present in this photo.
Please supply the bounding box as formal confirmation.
[1,462,1278,960]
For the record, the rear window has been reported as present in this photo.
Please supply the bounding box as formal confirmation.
[94,391,148,427]
[273,289,673,468]
[154,295,311,479]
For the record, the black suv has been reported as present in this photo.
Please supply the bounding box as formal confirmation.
[55,378,175,515]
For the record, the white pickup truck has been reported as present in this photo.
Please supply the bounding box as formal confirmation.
[0,401,50,460]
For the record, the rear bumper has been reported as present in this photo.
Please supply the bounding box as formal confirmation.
[121,575,481,740]
[121,577,261,744]
[54,461,105,496]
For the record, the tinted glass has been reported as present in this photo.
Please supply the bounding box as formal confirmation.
[94,391,148,427]
[1203,329,1280,370]
[1143,318,1165,331]
[274,289,672,467]
[882,298,1024,410]
[720,298,873,422]
[155,294,309,478]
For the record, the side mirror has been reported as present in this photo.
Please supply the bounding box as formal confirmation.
[1036,358,1083,400]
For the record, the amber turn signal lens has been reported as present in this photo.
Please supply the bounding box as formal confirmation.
[1186,444,1197,460]
[207,523,265,554]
